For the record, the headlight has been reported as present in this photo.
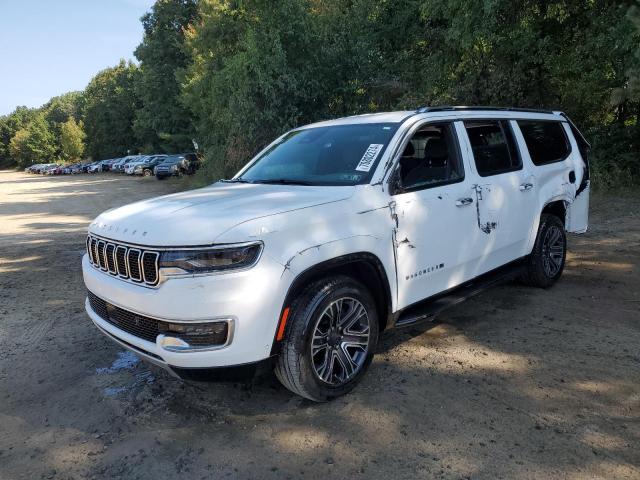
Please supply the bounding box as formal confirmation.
[159,242,262,275]
[171,165,178,171]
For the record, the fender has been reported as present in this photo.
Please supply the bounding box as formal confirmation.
[269,252,393,355]
[525,195,572,254]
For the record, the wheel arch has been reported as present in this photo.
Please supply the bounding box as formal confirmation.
[270,252,392,355]
[541,199,567,226]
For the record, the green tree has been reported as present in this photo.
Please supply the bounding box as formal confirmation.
[59,117,86,161]
[83,60,142,159]
[42,91,85,158]
[9,114,56,167]
[0,106,37,165]
[134,0,199,152]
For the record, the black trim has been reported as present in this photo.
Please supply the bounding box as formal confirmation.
[94,322,164,361]
[416,105,555,115]
[170,358,273,382]
[391,257,527,328]
[560,113,590,196]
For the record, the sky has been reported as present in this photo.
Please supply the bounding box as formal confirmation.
[0,0,155,116]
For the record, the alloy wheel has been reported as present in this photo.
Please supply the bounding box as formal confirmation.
[542,225,564,277]
[310,297,370,386]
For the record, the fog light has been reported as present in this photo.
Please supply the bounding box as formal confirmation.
[157,320,232,352]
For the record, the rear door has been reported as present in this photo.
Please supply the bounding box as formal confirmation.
[459,119,538,273]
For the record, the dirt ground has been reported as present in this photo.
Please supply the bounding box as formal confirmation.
[0,170,638,480]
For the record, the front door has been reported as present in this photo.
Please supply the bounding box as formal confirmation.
[392,121,484,310]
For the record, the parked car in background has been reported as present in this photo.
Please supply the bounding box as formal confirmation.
[154,153,201,179]
[87,161,103,173]
[83,106,590,401]
[112,155,141,172]
[43,165,63,175]
[124,155,152,175]
[99,159,116,172]
[131,155,167,176]
[26,164,47,173]
[33,163,57,174]
[69,163,84,174]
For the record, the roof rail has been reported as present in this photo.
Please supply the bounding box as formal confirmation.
[416,105,556,115]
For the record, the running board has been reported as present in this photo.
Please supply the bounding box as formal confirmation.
[394,260,526,327]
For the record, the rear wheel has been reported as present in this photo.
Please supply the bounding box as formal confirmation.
[521,213,566,288]
[143,169,152,177]
[275,275,378,401]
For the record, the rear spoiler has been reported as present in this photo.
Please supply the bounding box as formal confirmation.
[558,112,591,149]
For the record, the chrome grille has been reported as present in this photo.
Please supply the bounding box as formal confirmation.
[86,235,160,287]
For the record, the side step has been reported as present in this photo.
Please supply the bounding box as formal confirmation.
[394,259,526,327]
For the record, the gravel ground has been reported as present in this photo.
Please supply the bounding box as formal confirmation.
[0,170,638,480]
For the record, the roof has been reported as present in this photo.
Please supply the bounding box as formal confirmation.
[299,111,415,129]
[298,106,565,130]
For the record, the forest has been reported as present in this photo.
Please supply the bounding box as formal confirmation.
[1,0,638,187]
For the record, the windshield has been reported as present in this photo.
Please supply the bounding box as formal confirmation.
[237,123,399,186]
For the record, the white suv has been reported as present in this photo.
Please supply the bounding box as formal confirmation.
[83,107,590,401]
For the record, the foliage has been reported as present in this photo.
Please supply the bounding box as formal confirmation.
[182,0,640,185]
[0,106,37,166]
[42,91,85,158]
[134,0,199,153]
[59,117,86,161]
[0,0,638,188]
[9,114,56,167]
[83,60,142,159]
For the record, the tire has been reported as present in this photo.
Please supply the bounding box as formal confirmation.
[521,213,566,288]
[274,275,379,402]
[143,169,152,177]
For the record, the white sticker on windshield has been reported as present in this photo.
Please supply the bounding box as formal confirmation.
[355,144,384,172]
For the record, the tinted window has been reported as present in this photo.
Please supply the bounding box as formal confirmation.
[518,121,570,165]
[398,122,464,191]
[240,123,398,186]
[465,121,522,176]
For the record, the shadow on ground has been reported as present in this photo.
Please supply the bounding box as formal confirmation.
[0,171,638,479]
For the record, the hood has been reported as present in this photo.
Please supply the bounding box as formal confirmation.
[89,182,355,246]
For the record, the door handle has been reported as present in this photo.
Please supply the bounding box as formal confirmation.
[455,197,474,207]
[519,182,534,191]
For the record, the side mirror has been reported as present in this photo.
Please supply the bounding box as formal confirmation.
[392,157,412,194]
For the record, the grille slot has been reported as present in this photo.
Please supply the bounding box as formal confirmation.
[88,291,229,347]
[142,251,159,285]
[97,241,107,270]
[86,236,94,264]
[105,243,117,274]
[86,235,160,287]
[115,246,128,277]
[127,249,142,281]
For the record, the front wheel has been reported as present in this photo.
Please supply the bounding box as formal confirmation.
[143,169,152,177]
[521,214,567,288]
[274,275,378,401]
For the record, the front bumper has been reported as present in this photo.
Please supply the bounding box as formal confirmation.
[82,253,291,369]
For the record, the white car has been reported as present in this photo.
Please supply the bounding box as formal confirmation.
[83,106,590,401]
[87,162,103,173]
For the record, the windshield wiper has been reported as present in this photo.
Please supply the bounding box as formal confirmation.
[220,177,252,183]
[252,178,313,186]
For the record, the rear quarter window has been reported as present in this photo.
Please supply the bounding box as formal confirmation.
[517,121,571,166]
